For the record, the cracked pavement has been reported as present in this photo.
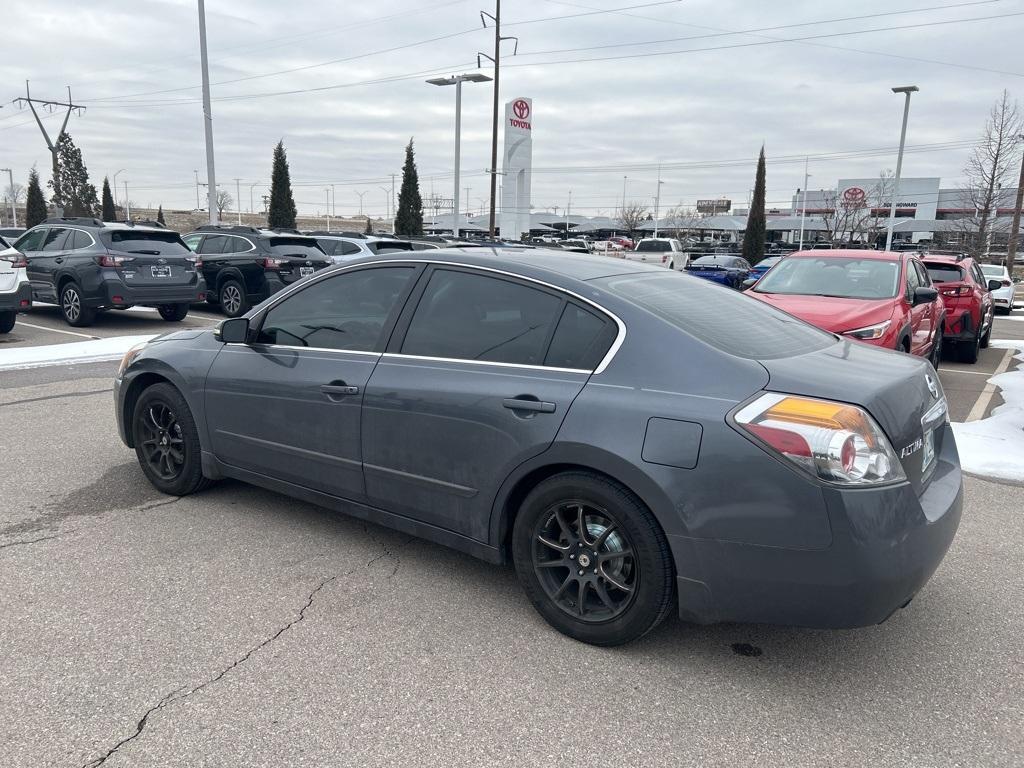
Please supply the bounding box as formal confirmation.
[1,362,1023,767]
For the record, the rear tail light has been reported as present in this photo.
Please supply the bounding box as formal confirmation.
[661,255,668,263]
[20,299,30,307]
[1002,279,1012,287]
[734,393,906,485]
[2,253,28,268]
[96,254,135,267]
[261,257,286,269]
[187,256,203,269]
[940,285,971,297]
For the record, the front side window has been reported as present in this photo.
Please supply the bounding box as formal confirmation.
[401,269,562,366]
[15,228,47,252]
[256,267,414,351]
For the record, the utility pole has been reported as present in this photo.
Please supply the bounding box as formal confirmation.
[798,157,810,250]
[886,85,919,251]
[234,178,242,224]
[124,180,130,220]
[0,168,15,227]
[465,186,471,222]
[331,183,336,217]
[653,166,664,238]
[565,190,571,238]
[391,174,396,235]
[250,182,258,215]
[197,0,218,224]
[15,82,85,211]
[194,170,201,210]
[1005,134,1024,274]
[480,1,519,237]
[355,190,366,217]
[326,188,333,232]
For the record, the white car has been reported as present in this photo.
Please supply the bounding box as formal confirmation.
[981,263,1017,314]
[624,238,689,270]
[0,242,32,333]
[311,234,417,263]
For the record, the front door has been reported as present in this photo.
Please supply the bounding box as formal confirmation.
[204,264,419,500]
[362,267,616,541]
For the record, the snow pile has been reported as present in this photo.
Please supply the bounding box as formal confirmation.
[0,334,156,371]
[952,341,1024,482]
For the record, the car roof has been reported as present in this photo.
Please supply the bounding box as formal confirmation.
[789,248,903,261]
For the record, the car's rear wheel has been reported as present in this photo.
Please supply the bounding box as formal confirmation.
[958,323,981,364]
[512,471,674,646]
[157,303,189,322]
[60,282,96,327]
[0,310,15,334]
[980,314,992,349]
[131,383,212,496]
[218,279,248,318]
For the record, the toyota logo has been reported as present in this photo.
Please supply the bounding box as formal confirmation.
[843,187,866,203]
[513,99,530,120]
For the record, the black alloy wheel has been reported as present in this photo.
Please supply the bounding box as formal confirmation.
[219,279,248,318]
[60,282,96,327]
[131,383,212,496]
[512,471,674,646]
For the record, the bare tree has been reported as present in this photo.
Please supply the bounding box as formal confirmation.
[661,203,701,235]
[957,90,1023,259]
[822,170,895,246]
[216,189,234,217]
[617,200,648,233]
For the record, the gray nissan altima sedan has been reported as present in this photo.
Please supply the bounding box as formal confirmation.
[115,248,962,646]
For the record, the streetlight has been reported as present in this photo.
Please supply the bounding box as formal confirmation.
[113,168,126,219]
[798,157,811,250]
[380,186,391,230]
[427,73,492,238]
[0,168,15,227]
[653,166,665,238]
[325,188,332,231]
[885,85,919,251]
[249,182,258,215]
[355,190,367,217]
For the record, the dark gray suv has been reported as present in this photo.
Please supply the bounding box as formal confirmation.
[14,217,205,326]
[115,249,962,645]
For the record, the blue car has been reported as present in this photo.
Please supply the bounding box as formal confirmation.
[685,254,752,288]
[747,254,784,281]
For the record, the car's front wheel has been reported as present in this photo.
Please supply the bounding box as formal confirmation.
[157,303,190,322]
[0,310,15,334]
[131,383,212,496]
[929,324,943,370]
[512,471,675,646]
[60,282,96,327]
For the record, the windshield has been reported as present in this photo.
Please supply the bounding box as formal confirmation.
[268,237,325,258]
[595,272,834,359]
[103,230,190,255]
[367,241,415,254]
[754,256,899,299]
[924,263,963,283]
[636,241,671,252]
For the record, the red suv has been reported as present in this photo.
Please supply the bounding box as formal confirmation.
[748,249,944,368]
[921,254,994,364]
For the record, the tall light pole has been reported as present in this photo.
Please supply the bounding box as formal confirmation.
[197,0,218,224]
[885,85,919,251]
[355,190,366,217]
[379,186,390,230]
[113,168,126,218]
[234,177,242,224]
[1,168,16,226]
[325,188,332,231]
[1005,133,1024,273]
[798,157,810,250]
[249,182,258,215]
[427,73,493,238]
[653,166,664,238]
[123,180,130,220]
[194,169,201,210]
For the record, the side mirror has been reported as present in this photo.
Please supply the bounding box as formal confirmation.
[741,278,758,291]
[987,279,1003,291]
[912,286,938,306]
[216,317,250,343]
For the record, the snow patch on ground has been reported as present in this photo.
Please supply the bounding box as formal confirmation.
[952,340,1024,482]
[0,334,156,371]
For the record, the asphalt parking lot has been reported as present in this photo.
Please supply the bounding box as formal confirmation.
[1,306,1023,767]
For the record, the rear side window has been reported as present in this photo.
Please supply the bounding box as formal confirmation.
[401,269,562,366]
[256,267,414,351]
[198,235,228,254]
[69,230,93,250]
[267,237,324,258]
[14,229,47,252]
[595,272,834,360]
[42,228,69,251]
[545,304,616,370]
[104,231,190,255]
[222,235,253,254]
[924,263,963,283]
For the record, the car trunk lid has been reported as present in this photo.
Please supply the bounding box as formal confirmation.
[266,237,331,284]
[102,230,198,287]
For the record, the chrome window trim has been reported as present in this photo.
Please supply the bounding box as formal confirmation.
[246,258,627,375]
[380,353,590,376]
[64,227,97,250]
[224,342,381,358]
[224,234,256,254]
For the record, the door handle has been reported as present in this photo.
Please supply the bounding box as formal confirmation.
[321,382,359,400]
[54,257,64,263]
[502,397,556,414]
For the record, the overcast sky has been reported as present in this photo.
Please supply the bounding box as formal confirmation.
[2,0,1023,219]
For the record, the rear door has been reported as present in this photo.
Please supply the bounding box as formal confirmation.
[910,259,936,354]
[902,257,927,354]
[36,227,71,300]
[204,264,420,500]
[361,266,615,541]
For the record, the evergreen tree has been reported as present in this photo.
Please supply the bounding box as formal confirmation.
[267,139,297,229]
[101,177,116,221]
[156,205,165,225]
[48,133,99,217]
[394,138,423,236]
[742,145,767,265]
[25,169,48,228]
[364,216,373,235]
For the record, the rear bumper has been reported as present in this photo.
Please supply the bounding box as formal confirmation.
[0,281,32,311]
[671,424,962,628]
[98,274,207,307]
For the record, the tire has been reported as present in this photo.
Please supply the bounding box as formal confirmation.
[928,324,943,371]
[131,382,212,496]
[0,311,15,334]
[218,279,249,318]
[157,303,189,322]
[980,313,992,349]
[60,282,96,327]
[512,471,675,646]
[957,323,981,364]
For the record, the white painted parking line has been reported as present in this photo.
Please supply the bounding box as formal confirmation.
[940,368,1000,377]
[964,347,1015,423]
[14,321,98,339]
